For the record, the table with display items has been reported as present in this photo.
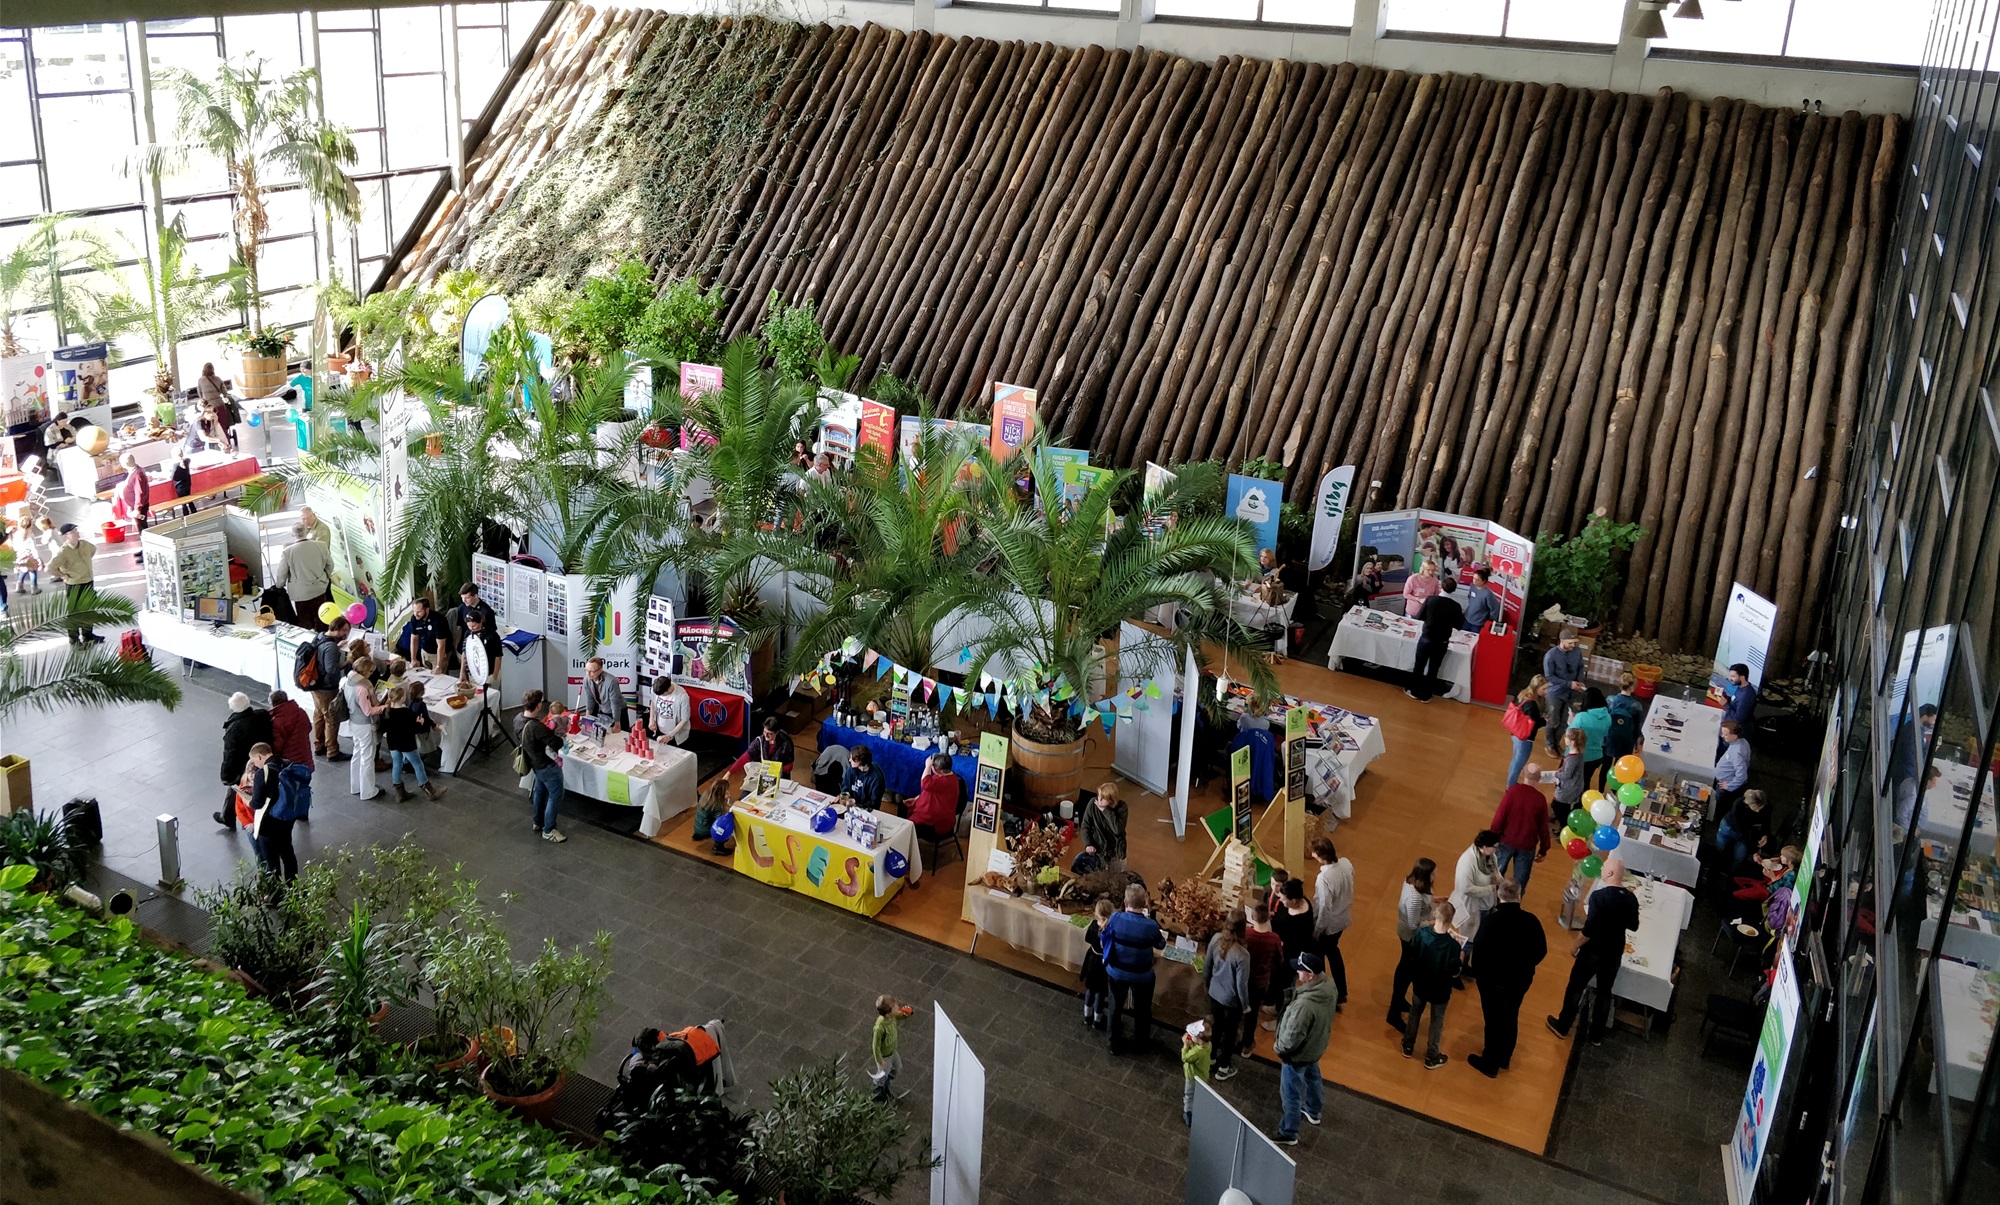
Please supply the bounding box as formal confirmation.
[1231,587,1298,656]
[1635,695,1724,784]
[969,890,1088,970]
[1605,875,1693,1015]
[1917,760,1991,855]
[399,670,500,776]
[817,721,979,801]
[1613,795,1705,889]
[1327,606,1475,702]
[1220,690,1386,821]
[554,733,699,838]
[730,782,923,917]
[136,611,294,692]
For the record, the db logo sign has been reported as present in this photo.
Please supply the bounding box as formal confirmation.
[697,698,729,727]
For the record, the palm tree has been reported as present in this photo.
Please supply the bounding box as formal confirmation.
[143,56,360,332]
[0,214,100,357]
[83,215,244,402]
[938,453,1276,746]
[0,590,182,723]
[516,355,637,576]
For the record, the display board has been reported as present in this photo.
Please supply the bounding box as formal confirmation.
[1231,745,1253,843]
[312,477,386,622]
[472,554,509,623]
[1282,706,1308,873]
[1711,582,1779,697]
[1186,1081,1296,1205]
[504,560,545,636]
[1225,473,1282,555]
[988,382,1036,460]
[1113,622,1176,797]
[959,731,1011,923]
[931,1005,986,1205]
[141,526,229,616]
[1889,624,1953,719]
[640,595,675,700]
[51,343,109,408]
[672,615,751,738]
[897,415,989,471]
[858,398,896,463]
[1307,465,1356,571]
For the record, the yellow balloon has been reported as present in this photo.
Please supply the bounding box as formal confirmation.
[318,601,343,623]
[1582,790,1604,807]
[1615,754,1647,783]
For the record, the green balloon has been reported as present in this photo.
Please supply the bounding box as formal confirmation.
[1581,855,1605,879]
[1567,809,1594,838]
[1617,781,1646,809]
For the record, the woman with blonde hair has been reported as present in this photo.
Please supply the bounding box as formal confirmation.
[343,654,387,800]
[1503,675,1548,789]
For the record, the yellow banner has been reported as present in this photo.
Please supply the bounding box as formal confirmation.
[731,811,898,917]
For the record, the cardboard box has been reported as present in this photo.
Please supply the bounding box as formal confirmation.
[0,754,32,817]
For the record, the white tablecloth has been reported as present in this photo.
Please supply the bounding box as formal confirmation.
[137,611,286,691]
[1918,761,1991,854]
[561,738,699,838]
[400,671,500,775]
[1613,816,1704,888]
[1328,606,1476,702]
[1610,877,1693,1013]
[1936,959,1997,1100]
[1637,696,1723,784]
[1231,590,1298,654]
[1223,695,1386,820]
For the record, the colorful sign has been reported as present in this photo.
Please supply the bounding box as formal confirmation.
[974,732,1008,834]
[51,342,109,406]
[1307,465,1355,571]
[1728,951,1799,1202]
[1481,520,1534,629]
[1711,582,1780,697]
[623,356,653,414]
[1231,744,1253,843]
[731,810,898,916]
[1226,474,1282,559]
[1283,707,1308,805]
[678,361,724,399]
[672,616,752,737]
[989,382,1038,460]
[1057,461,1113,515]
[858,398,897,464]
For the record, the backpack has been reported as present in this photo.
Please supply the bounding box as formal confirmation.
[1502,701,1535,740]
[118,629,148,664]
[270,762,314,821]
[294,637,322,691]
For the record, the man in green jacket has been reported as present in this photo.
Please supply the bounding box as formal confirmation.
[1273,951,1338,1144]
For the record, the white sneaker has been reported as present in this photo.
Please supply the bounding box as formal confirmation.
[1213,1065,1238,1081]
[543,829,567,844]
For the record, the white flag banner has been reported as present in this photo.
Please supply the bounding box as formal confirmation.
[1307,465,1356,571]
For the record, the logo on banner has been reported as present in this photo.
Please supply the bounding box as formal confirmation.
[1000,416,1024,445]
[1308,465,1355,571]
[697,698,728,728]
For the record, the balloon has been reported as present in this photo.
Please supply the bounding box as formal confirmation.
[318,601,343,624]
[810,805,838,834]
[1593,825,1622,853]
[1590,798,1618,828]
[708,811,735,844]
[1565,836,1589,860]
[1615,754,1646,783]
[345,602,368,625]
[1581,854,1604,879]
[361,596,379,626]
[1618,780,1647,809]
[1581,789,1604,808]
[882,849,909,879]
[1567,809,1594,838]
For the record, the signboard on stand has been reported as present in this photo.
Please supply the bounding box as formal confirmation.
[1226,474,1282,557]
[640,595,675,700]
[673,615,751,738]
[1710,583,1779,700]
[51,343,109,408]
[471,554,508,624]
[989,383,1037,460]
[961,732,1011,922]
[1282,706,1308,871]
[858,398,896,464]
[504,561,545,636]
[1230,745,1253,843]
[1307,466,1354,571]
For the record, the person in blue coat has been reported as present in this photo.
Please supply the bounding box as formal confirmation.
[1717,664,1758,756]
[1102,883,1167,1055]
[1541,630,1586,757]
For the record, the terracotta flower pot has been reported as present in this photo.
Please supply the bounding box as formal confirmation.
[409,1032,480,1072]
[367,1002,389,1033]
[480,1065,565,1125]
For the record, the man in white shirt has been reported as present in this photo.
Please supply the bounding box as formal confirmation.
[647,675,691,745]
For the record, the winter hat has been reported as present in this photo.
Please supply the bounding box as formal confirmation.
[228,692,252,713]
[1293,951,1326,975]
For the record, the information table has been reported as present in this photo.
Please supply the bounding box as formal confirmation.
[1615,797,1705,888]
[1327,606,1475,702]
[560,735,699,839]
[732,783,922,916]
[1637,695,1724,784]
[1221,691,1386,820]
[1935,958,1997,1101]
[400,671,500,775]
[1231,588,1298,655]
[137,611,291,691]
[817,721,978,800]
[1918,761,1991,855]
[969,890,1088,970]
[1610,876,1694,1014]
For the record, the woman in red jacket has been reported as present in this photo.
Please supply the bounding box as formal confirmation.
[907,753,963,840]
[266,689,316,771]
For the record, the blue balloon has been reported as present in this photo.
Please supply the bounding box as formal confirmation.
[246,411,263,427]
[883,849,909,879]
[811,805,838,834]
[708,811,735,844]
[1593,824,1622,853]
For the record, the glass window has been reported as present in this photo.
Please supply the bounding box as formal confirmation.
[349,131,385,176]
[384,75,446,170]
[316,8,378,33]
[1785,0,1929,66]
[32,24,131,94]
[167,197,234,241]
[1263,0,1354,24]
[457,25,508,118]
[1156,0,1261,18]
[1655,0,1790,57]
[0,162,41,219]
[507,2,551,46]
[318,31,381,128]
[222,14,304,71]
[38,93,140,210]
[388,168,442,242]
[0,41,35,162]
[1504,0,1621,44]
[380,7,443,75]
[1385,0,1505,37]
[355,178,388,259]
[258,234,318,290]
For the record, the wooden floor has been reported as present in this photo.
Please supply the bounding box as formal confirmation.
[652,654,1578,1154]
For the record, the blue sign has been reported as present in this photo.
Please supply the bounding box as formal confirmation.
[1225,473,1282,556]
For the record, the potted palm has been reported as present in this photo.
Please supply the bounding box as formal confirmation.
[144,56,359,395]
[940,455,1276,809]
[85,216,243,405]
[321,278,417,382]
[478,932,613,1124]
[309,902,412,1054]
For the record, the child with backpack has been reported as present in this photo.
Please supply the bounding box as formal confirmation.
[244,744,300,881]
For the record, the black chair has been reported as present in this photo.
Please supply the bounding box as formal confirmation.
[920,799,966,869]
[1699,994,1761,1056]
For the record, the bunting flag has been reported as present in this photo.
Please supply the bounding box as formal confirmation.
[842,636,863,657]
[875,657,891,679]
[1145,681,1163,699]
[979,671,993,690]
[863,650,879,670]
[1101,710,1117,734]
[985,692,1000,719]
[958,648,974,666]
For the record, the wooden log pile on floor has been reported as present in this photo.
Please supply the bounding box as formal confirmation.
[389,8,1897,664]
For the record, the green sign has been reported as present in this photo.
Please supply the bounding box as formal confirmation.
[1231,745,1253,842]
[1284,706,1309,805]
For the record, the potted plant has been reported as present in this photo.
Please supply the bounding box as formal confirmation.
[226,327,295,399]
[0,808,86,894]
[321,278,416,381]
[412,900,513,1071]
[744,1057,937,1205]
[196,862,339,1004]
[1529,512,1649,635]
[604,1080,750,1191]
[478,932,613,1123]
[309,902,412,1054]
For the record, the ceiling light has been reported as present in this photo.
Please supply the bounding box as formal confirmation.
[1630,4,1669,39]
[1676,0,1704,18]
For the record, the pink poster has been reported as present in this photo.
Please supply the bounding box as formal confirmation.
[678,362,724,448]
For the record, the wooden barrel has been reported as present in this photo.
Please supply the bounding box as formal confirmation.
[1010,726,1093,812]
[237,353,288,398]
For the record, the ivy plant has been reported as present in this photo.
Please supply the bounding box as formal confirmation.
[1531,512,1649,625]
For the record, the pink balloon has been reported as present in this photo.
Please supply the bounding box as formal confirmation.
[345,602,368,625]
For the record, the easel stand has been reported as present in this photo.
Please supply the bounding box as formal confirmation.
[455,689,516,767]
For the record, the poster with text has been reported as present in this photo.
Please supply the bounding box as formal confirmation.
[989,383,1037,460]
[1140,461,1176,536]
[1728,952,1799,1204]
[1225,474,1282,559]
[471,554,509,624]
[678,362,724,449]
[1710,583,1779,701]
[858,398,897,464]
[1481,521,1534,629]
[504,560,546,637]
[1231,745,1253,843]
[640,595,675,701]
[1355,511,1418,590]
[52,342,109,406]
[1413,513,1485,585]
[672,616,753,697]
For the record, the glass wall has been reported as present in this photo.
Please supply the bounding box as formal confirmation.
[1382,0,1930,62]
[1807,0,2000,1201]
[0,4,548,400]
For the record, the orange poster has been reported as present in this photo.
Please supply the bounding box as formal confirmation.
[989,383,1037,459]
[858,398,897,464]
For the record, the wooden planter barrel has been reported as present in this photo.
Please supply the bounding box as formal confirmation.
[237,353,288,398]
[1011,726,1094,812]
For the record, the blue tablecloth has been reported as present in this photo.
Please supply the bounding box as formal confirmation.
[818,721,978,801]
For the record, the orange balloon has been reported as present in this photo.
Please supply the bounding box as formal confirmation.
[1615,754,1646,784]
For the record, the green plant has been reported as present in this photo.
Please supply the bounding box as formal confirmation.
[0,809,86,893]
[309,902,412,1054]
[1237,455,1286,481]
[1531,513,1649,624]
[745,1057,936,1205]
[0,213,102,357]
[479,932,614,1098]
[197,862,340,1001]
[143,56,359,332]
[811,343,860,392]
[404,268,496,372]
[0,588,181,721]
[320,277,418,369]
[83,214,244,400]
[606,1081,750,1190]
[0,864,725,1204]
[759,290,825,385]
[568,257,658,362]
[634,276,727,366]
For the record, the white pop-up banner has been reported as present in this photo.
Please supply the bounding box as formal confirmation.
[931,1005,985,1205]
[1307,465,1355,571]
[1711,582,1779,693]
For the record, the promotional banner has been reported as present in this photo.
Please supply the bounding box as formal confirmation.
[1282,705,1308,872]
[898,415,989,471]
[858,398,897,463]
[673,615,752,737]
[1415,516,1485,583]
[1057,461,1114,515]
[2,354,49,429]
[678,362,724,399]
[640,595,675,692]
[1481,521,1534,629]
[1307,465,1355,571]
[1355,511,1419,590]
[459,293,510,374]
[1231,745,1253,843]
[51,342,109,407]
[1113,622,1175,797]
[1225,474,1282,556]
[1727,952,1800,1204]
[504,560,546,636]
[552,574,639,700]
[1888,623,1953,719]
[931,1006,986,1205]
[732,813,892,915]
[623,356,653,415]
[989,383,1037,460]
[1710,583,1779,699]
